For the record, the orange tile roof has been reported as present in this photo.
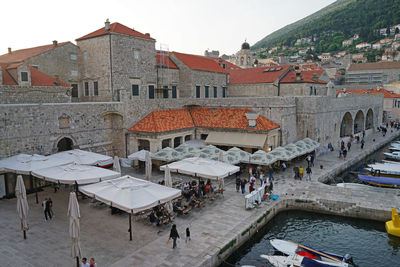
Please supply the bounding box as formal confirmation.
[281,69,328,84]
[171,52,228,73]
[0,64,17,85]
[0,42,69,64]
[229,65,290,84]
[210,58,241,72]
[76,22,155,41]
[129,108,280,133]
[128,109,194,133]
[156,51,178,69]
[1,63,69,87]
[337,88,400,98]
[190,108,279,131]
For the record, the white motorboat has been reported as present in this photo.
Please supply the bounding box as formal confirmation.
[261,254,349,267]
[366,162,400,177]
[269,239,351,265]
[384,151,400,161]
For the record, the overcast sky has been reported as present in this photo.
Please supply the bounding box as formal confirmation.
[1,0,336,56]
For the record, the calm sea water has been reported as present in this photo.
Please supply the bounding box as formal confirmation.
[222,211,400,267]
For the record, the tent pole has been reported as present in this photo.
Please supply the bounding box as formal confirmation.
[34,177,38,204]
[23,230,26,239]
[129,213,132,241]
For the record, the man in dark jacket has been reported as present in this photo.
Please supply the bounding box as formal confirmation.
[169,224,180,248]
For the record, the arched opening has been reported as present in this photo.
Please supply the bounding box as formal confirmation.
[240,56,244,65]
[366,109,374,130]
[174,136,182,148]
[340,112,353,137]
[185,135,191,142]
[138,139,150,151]
[57,137,73,152]
[162,139,171,149]
[354,110,364,134]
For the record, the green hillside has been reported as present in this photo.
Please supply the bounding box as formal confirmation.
[252,0,400,54]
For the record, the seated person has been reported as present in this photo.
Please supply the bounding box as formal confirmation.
[149,210,160,226]
[156,205,164,217]
[189,193,199,207]
[173,201,184,215]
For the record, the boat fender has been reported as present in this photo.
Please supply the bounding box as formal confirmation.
[344,254,354,264]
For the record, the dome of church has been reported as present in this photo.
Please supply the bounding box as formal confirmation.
[241,41,250,50]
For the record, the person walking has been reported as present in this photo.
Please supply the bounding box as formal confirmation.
[361,139,365,150]
[362,130,365,139]
[81,258,90,267]
[48,197,54,218]
[306,166,312,181]
[89,258,97,267]
[240,178,247,194]
[169,224,180,249]
[299,167,303,180]
[268,167,274,181]
[185,226,191,243]
[235,176,241,192]
[42,198,52,221]
[310,154,315,167]
[347,141,351,151]
[343,149,347,160]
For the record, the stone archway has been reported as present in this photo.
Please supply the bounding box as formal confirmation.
[366,109,374,130]
[57,137,73,152]
[354,110,364,134]
[340,112,353,137]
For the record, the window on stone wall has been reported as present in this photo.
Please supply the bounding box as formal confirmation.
[70,53,77,61]
[196,86,200,98]
[21,72,28,82]
[205,86,209,98]
[214,87,217,98]
[163,86,169,98]
[148,85,155,99]
[83,51,87,60]
[172,86,177,98]
[134,50,140,60]
[84,82,89,96]
[383,75,388,83]
[222,87,227,98]
[132,84,139,96]
[71,70,78,77]
[71,84,78,97]
[93,81,98,96]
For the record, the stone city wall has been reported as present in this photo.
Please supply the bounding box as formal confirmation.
[0,85,71,104]
[228,83,277,97]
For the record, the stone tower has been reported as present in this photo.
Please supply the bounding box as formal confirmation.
[233,41,254,68]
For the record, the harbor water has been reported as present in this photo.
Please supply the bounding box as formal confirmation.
[223,210,400,267]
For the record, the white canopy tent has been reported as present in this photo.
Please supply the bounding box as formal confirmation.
[32,163,121,185]
[79,175,181,214]
[175,143,201,154]
[127,150,152,162]
[283,144,304,160]
[269,147,293,162]
[151,147,182,162]
[201,145,222,156]
[295,140,315,154]
[160,157,240,181]
[226,147,251,164]
[49,149,113,167]
[302,138,320,150]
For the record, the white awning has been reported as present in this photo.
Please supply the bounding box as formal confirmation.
[128,150,152,161]
[205,132,267,148]
[32,163,121,185]
[160,157,239,180]
[79,175,181,214]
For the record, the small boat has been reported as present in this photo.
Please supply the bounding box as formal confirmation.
[384,151,400,161]
[269,239,350,264]
[261,254,349,267]
[358,174,400,188]
[365,162,400,178]
[96,158,114,168]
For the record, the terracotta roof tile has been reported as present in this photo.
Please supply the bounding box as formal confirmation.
[128,109,194,133]
[129,108,280,133]
[171,52,228,73]
[0,64,17,85]
[210,58,241,72]
[229,65,290,84]
[0,42,69,64]
[76,22,155,41]
[190,108,279,131]
[156,51,178,69]
[281,69,328,84]
[337,88,400,98]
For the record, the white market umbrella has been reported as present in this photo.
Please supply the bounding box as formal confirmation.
[145,151,152,181]
[15,175,29,239]
[127,150,151,161]
[113,156,121,173]
[164,166,174,214]
[67,192,81,266]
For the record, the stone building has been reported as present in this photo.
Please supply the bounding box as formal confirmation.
[230,41,254,68]
[346,62,400,85]
[128,108,280,153]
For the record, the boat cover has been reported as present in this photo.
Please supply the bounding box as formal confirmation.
[358,174,400,186]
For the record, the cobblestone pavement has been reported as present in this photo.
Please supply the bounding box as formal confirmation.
[1,130,400,267]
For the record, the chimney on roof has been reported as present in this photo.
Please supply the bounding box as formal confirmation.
[8,47,11,54]
[52,40,58,47]
[145,33,150,37]
[295,67,302,82]
[105,18,110,32]
[245,112,259,128]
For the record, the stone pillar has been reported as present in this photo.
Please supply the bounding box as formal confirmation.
[150,138,162,153]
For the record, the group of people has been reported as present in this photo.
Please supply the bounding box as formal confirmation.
[42,197,54,221]
[167,224,191,249]
[235,166,274,195]
[81,257,96,267]
[149,204,170,226]
[181,179,214,200]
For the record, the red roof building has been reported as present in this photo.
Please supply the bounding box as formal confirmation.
[129,108,279,133]
[171,52,227,73]
[76,22,155,41]
[156,51,178,69]
[281,69,328,84]
[229,66,290,85]
[337,88,400,98]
